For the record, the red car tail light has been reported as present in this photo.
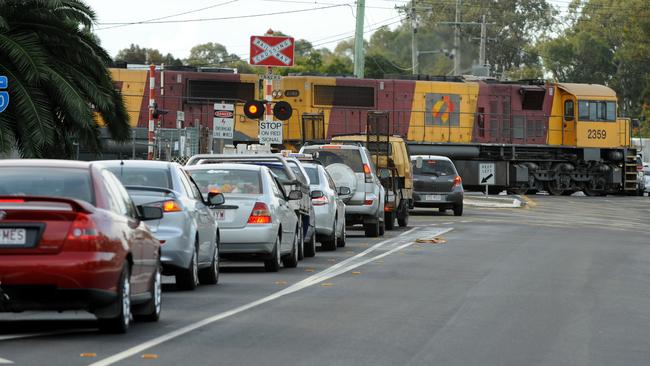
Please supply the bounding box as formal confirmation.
[248,202,272,224]
[150,199,183,212]
[312,196,329,206]
[452,175,462,188]
[0,198,25,203]
[363,163,373,183]
[66,213,99,242]
[364,199,374,205]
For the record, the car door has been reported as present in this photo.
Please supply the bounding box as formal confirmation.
[325,168,345,232]
[177,168,213,264]
[270,174,296,253]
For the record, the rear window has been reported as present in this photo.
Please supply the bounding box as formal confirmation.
[302,148,364,172]
[304,167,320,184]
[107,167,171,189]
[187,169,262,194]
[0,167,94,204]
[412,159,457,176]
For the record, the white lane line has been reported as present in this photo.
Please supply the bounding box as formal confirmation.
[89,227,452,366]
[0,329,94,341]
[0,356,13,364]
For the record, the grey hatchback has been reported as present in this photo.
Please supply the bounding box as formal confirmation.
[411,155,464,216]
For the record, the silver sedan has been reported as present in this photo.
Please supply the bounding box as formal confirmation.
[186,163,301,272]
[302,163,349,250]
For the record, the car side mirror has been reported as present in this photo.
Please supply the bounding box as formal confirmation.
[310,190,324,199]
[138,205,163,221]
[207,192,225,206]
[337,186,351,196]
[288,190,303,200]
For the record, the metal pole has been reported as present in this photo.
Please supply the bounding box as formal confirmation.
[147,64,155,160]
[479,14,486,67]
[453,0,461,75]
[411,0,418,75]
[353,0,366,78]
[264,29,274,150]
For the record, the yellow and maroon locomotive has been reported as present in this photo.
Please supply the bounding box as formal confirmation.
[109,67,637,195]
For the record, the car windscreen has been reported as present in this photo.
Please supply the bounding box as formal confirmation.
[412,159,457,176]
[187,169,262,194]
[302,148,363,172]
[0,167,94,204]
[106,166,171,189]
[256,163,291,184]
[304,166,320,185]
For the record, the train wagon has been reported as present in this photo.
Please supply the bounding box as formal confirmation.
[107,67,638,195]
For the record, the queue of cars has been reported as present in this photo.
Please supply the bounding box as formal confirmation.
[0,144,464,334]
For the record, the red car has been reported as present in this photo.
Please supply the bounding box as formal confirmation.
[0,160,163,333]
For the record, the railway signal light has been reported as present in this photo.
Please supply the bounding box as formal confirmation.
[273,101,293,120]
[244,100,265,119]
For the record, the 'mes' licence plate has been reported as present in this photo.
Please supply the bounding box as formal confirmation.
[425,195,443,201]
[0,228,27,245]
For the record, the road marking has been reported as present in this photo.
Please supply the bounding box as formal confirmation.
[141,354,159,359]
[80,353,97,358]
[0,329,94,341]
[0,357,13,364]
[89,227,451,366]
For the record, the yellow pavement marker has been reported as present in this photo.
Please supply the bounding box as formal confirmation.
[351,271,361,275]
[321,283,334,287]
[80,353,97,358]
[274,280,288,285]
[327,259,337,262]
[142,354,159,359]
[305,268,315,273]
[415,236,447,244]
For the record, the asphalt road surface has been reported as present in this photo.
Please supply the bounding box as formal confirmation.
[1,195,650,366]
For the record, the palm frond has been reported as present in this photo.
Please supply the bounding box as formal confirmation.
[0,32,46,83]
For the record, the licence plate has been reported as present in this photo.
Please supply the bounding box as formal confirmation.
[215,210,226,221]
[425,195,443,201]
[0,228,27,245]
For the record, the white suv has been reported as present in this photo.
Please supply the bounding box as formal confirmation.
[300,144,385,237]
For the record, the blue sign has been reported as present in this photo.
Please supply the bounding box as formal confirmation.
[0,76,8,113]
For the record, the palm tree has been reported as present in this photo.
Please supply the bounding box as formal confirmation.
[0,0,129,158]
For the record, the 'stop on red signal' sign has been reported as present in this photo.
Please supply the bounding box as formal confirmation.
[249,36,295,67]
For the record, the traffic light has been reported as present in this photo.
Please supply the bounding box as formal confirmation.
[244,100,265,119]
[273,101,293,120]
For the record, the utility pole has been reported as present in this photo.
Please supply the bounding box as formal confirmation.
[479,14,486,67]
[353,0,366,78]
[411,0,418,75]
[453,0,461,75]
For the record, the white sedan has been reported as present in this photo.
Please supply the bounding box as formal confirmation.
[185,163,301,272]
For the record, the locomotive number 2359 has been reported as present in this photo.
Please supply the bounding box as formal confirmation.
[587,129,607,139]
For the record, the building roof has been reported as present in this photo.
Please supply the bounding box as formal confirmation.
[558,83,617,98]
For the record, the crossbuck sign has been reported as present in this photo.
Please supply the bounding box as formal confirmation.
[249,36,295,67]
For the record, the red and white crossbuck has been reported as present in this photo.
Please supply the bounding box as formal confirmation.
[249,35,295,67]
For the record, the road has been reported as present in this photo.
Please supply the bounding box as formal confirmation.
[1,195,650,366]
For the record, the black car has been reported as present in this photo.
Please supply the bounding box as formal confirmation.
[411,155,464,216]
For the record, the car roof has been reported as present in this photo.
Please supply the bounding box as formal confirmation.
[184,163,264,172]
[99,160,174,168]
[303,144,365,150]
[410,155,453,162]
[0,159,92,169]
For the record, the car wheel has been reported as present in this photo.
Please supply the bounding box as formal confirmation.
[199,237,219,285]
[384,211,395,230]
[297,218,305,260]
[282,227,299,268]
[304,228,316,258]
[133,262,162,322]
[98,264,131,333]
[397,207,409,227]
[176,242,199,291]
[323,221,337,251]
[264,235,282,272]
[364,221,380,238]
[453,203,463,216]
[379,219,385,236]
[336,218,346,248]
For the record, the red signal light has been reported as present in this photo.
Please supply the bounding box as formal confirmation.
[244,100,265,119]
[273,101,293,120]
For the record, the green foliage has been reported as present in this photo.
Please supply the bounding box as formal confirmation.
[0,0,129,157]
[115,44,181,65]
[539,0,650,123]
[185,42,240,67]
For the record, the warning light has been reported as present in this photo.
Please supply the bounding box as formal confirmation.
[244,100,265,119]
[273,101,293,120]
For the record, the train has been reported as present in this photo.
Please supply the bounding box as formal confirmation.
[106,66,639,195]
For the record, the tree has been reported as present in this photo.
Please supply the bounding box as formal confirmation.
[0,0,129,157]
[185,42,239,66]
[115,44,179,65]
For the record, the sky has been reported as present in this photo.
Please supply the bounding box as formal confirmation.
[87,0,406,61]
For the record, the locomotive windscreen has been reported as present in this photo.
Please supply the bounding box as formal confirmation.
[521,86,545,110]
